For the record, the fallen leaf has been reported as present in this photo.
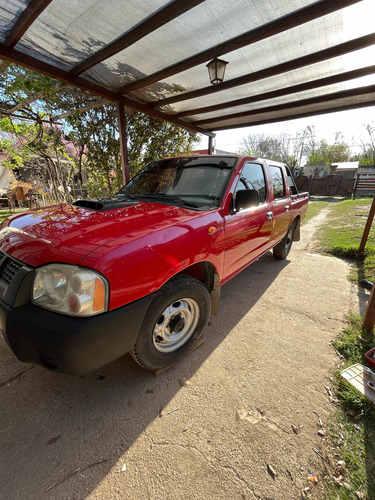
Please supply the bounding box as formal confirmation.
[47,434,61,445]
[267,464,276,479]
[301,486,311,498]
[333,474,344,484]
[291,424,299,435]
[336,460,346,473]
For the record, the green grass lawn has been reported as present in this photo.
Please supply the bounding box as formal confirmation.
[324,314,375,499]
[0,210,12,224]
[312,198,375,499]
[303,197,333,224]
[315,198,375,282]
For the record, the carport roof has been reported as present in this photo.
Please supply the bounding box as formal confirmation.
[0,0,374,136]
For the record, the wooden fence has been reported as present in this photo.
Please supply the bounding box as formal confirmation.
[353,174,375,196]
[295,175,355,197]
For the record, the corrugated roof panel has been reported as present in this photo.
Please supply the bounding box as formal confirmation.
[81,0,317,89]
[203,92,375,129]
[147,44,375,115]
[128,0,374,103]
[0,0,28,42]
[15,0,170,70]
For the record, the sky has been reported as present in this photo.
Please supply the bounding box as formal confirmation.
[197,105,375,157]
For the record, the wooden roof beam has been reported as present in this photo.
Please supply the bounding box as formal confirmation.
[193,85,375,126]
[154,33,375,107]
[174,65,375,118]
[5,0,53,48]
[72,0,207,75]
[0,43,214,136]
[212,101,375,131]
[119,0,363,94]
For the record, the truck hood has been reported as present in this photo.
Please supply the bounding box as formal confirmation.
[0,202,202,267]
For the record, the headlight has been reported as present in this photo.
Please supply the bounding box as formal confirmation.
[32,264,109,317]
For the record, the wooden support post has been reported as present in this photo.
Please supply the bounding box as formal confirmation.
[208,135,214,155]
[353,174,359,198]
[117,101,130,185]
[359,196,375,253]
[363,283,375,333]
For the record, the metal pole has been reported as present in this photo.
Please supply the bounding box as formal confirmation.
[208,135,213,155]
[359,195,375,253]
[117,101,130,185]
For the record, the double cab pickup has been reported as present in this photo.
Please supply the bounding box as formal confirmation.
[0,155,308,374]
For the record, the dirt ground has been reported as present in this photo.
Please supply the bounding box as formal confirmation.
[0,208,365,500]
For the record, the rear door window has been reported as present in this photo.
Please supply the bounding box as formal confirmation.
[270,166,286,199]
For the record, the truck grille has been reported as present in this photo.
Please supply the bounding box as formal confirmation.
[0,251,23,286]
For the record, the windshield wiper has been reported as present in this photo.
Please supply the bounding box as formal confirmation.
[116,191,138,200]
[137,192,200,208]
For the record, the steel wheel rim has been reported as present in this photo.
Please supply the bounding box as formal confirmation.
[152,298,200,353]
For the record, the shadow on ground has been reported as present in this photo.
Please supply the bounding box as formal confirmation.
[0,252,289,499]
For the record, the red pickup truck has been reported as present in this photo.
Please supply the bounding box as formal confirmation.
[0,155,308,375]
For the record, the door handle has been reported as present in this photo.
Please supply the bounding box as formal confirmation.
[266,211,273,220]
[285,205,290,211]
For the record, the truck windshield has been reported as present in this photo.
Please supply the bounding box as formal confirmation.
[118,157,237,209]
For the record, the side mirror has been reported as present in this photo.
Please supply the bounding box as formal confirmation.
[235,189,259,211]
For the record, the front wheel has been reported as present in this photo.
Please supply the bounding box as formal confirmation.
[273,222,295,260]
[130,275,211,371]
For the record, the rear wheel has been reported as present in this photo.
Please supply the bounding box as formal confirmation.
[130,275,211,371]
[273,222,295,260]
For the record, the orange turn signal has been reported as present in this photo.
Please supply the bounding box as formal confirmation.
[208,226,216,234]
[93,278,105,311]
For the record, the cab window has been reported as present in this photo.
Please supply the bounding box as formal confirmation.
[234,162,267,203]
[270,166,285,199]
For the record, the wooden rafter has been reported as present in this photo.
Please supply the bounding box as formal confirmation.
[0,43,214,136]
[212,101,375,131]
[174,65,375,118]
[193,85,375,126]
[154,34,375,107]
[119,0,363,94]
[71,0,207,75]
[5,0,53,48]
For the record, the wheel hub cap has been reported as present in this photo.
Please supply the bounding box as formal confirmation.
[152,298,200,353]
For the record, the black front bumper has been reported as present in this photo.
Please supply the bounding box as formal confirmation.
[0,295,152,375]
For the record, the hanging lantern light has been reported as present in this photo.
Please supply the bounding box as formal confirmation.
[206,58,228,85]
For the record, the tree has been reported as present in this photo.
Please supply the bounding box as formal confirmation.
[0,64,198,199]
[240,131,305,174]
[353,124,375,165]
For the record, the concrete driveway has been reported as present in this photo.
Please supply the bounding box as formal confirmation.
[0,210,359,499]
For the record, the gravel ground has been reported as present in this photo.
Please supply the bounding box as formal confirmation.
[0,209,360,499]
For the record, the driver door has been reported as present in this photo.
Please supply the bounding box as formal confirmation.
[223,162,273,280]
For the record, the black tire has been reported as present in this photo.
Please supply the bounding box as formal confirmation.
[130,275,211,371]
[273,221,295,260]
